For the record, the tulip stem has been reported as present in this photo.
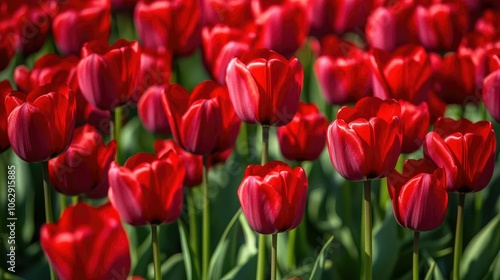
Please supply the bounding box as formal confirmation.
[362,180,372,280]
[271,233,277,280]
[287,229,297,268]
[112,107,123,163]
[59,194,66,217]
[42,161,56,280]
[202,156,210,280]
[188,188,201,279]
[71,196,79,205]
[413,231,420,280]
[453,193,465,280]
[152,225,162,280]
[257,125,270,280]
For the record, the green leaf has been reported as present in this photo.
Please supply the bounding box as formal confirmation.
[308,235,334,280]
[373,211,400,280]
[178,220,193,280]
[460,214,500,280]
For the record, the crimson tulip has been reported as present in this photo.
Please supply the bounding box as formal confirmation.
[134,0,201,56]
[483,69,500,122]
[474,10,500,42]
[108,151,185,226]
[370,45,433,104]
[5,83,76,162]
[326,97,402,181]
[277,102,327,161]
[138,85,171,135]
[399,100,430,154]
[0,23,15,71]
[155,139,202,187]
[387,158,448,231]
[162,81,241,155]
[302,0,334,38]
[0,80,12,152]
[329,0,372,35]
[41,203,131,280]
[48,124,116,198]
[202,0,253,27]
[226,49,303,126]
[424,117,496,193]
[52,0,111,55]
[314,35,371,105]
[238,161,308,234]
[111,0,139,10]
[133,47,172,103]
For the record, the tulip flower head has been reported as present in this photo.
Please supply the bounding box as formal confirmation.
[0,80,13,152]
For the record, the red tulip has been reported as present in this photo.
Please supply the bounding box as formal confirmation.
[301,0,334,38]
[134,0,201,56]
[486,47,500,74]
[202,0,253,27]
[326,97,402,181]
[424,117,496,193]
[277,102,327,161]
[202,24,256,84]
[52,0,111,55]
[474,10,500,42]
[138,85,171,135]
[329,0,372,35]
[483,69,500,122]
[238,161,308,234]
[155,139,202,187]
[370,45,432,104]
[5,83,76,162]
[399,100,430,153]
[162,81,241,155]
[48,125,116,198]
[108,151,185,226]
[133,47,172,103]
[226,49,303,126]
[387,158,448,231]
[314,35,371,105]
[0,80,13,152]
[41,203,131,280]
[77,39,141,111]
[414,3,468,52]
[0,23,15,72]
[112,0,139,10]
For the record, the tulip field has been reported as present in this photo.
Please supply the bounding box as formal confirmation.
[2,0,500,280]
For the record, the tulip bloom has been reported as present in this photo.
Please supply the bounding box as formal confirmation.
[202,0,253,27]
[52,0,111,55]
[108,151,185,226]
[424,118,496,193]
[0,23,15,71]
[155,139,202,187]
[162,81,241,155]
[370,45,433,104]
[138,85,171,135]
[133,47,172,103]
[277,102,327,161]
[77,39,141,111]
[483,70,500,122]
[387,158,448,231]
[326,97,402,181]
[399,100,430,154]
[41,203,131,280]
[315,35,371,105]
[0,80,12,152]
[48,125,116,198]
[238,161,308,234]
[5,83,76,162]
[226,49,303,126]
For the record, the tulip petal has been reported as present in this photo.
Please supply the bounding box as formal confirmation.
[226,58,260,124]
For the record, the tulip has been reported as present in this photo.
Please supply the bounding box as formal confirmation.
[162,81,241,156]
[238,160,308,234]
[329,0,372,35]
[486,48,500,74]
[399,100,430,154]
[226,49,303,126]
[483,70,500,122]
[41,203,131,280]
[155,139,202,187]
[474,10,500,42]
[133,47,172,103]
[0,80,13,153]
[202,0,253,27]
[302,0,334,38]
[48,124,116,198]
[52,0,111,55]
[5,83,76,163]
[314,35,371,105]
[277,102,327,161]
[138,85,171,135]
[77,39,141,111]
[0,23,15,71]
[370,45,432,104]
[112,0,139,10]
[134,0,201,56]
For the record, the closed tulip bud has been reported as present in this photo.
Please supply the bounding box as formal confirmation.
[424,118,496,193]
[155,139,202,187]
[77,39,141,111]
[238,161,308,234]
[5,83,76,162]
[202,0,253,27]
[138,85,171,135]
[399,100,430,153]
[483,69,500,122]
[41,203,131,280]
[277,102,327,161]
[162,81,241,155]
[108,151,185,226]
[327,97,402,181]
[0,23,15,72]
[226,49,303,126]
[387,158,448,231]
[133,47,172,103]
[48,125,116,198]
[52,0,111,55]
[329,0,372,35]
[474,10,500,42]
[0,80,13,152]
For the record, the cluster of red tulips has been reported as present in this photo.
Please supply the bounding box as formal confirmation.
[1,0,499,279]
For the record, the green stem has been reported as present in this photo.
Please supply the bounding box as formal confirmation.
[453,193,465,280]
[362,180,372,280]
[42,161,56,280]
[287,229,297,269]
[271,233,277,280]
[413,231,420,280]
[59,194,66,217]
[202,156,210,280]
[188,188,200,278]
[152,225,162,280]
[71,196,79,205]
[113,107,123,163]
[257,125,270,280]
[110,109,115,141]
[261,126,269,165]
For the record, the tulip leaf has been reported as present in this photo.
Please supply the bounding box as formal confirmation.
[307,235,334,280]
[460,214,500,279]
[373,210,400,280]
[423,261,436,280]
[178,220,193,280]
